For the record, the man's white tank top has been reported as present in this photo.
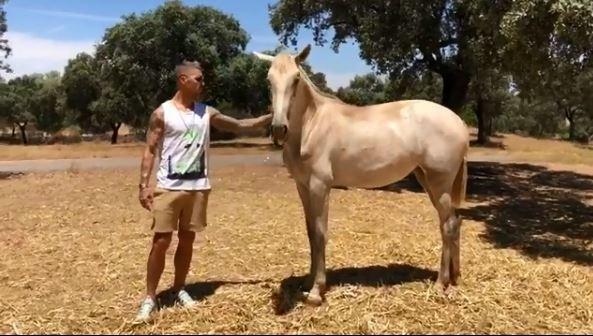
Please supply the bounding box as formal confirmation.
[156,100,211,191]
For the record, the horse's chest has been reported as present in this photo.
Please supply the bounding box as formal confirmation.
[282,146,311,183]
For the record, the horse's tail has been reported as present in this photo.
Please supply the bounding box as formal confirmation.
[451,156,467,208]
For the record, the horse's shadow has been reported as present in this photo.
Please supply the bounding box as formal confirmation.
[382,161,593,266]
[271,263,437,315]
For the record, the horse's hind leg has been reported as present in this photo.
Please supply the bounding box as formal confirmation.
[413,167,435,205]
[423,169,461,289]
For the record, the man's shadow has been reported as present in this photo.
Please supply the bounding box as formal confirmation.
[155,279,264,310]
[271,263,437,315]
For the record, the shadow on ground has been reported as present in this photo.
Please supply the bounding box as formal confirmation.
[271,263,437,315]
[156,279,267,310]
[379,161,593,266]
[0,172,24,180]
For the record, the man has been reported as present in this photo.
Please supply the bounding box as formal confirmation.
[135,60,272,322]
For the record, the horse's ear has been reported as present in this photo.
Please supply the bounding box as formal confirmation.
[295,44,311,64]
[253,51,275,63]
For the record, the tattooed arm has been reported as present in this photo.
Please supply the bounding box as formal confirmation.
[209,107,273,133]
[138,106,165,211]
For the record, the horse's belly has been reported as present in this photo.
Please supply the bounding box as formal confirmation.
[332,154,418,189]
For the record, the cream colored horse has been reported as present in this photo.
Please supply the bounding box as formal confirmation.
[254,45,469,305]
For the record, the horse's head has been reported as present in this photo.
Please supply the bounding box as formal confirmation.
[253,44,311,144]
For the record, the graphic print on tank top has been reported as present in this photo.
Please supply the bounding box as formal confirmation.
[167,103,207,180]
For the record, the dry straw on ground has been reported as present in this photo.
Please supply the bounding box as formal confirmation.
[1,162,592,334]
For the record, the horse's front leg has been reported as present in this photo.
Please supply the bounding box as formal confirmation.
[303,174,330,305]
[296,180,313,282]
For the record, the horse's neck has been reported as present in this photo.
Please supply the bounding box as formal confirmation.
[288,80,322,136]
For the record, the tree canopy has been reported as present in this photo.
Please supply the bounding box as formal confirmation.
[269,0,593,143]
[94,0,249,127]
[1,1,592,145]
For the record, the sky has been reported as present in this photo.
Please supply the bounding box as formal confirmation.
[3,0,376,89]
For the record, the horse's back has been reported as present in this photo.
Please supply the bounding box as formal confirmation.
[407,99,467,129]
[336,99,462,123]
[333,99,468,144]
[400,100,469,172]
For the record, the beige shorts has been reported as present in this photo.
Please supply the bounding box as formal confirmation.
[151,188,210,233]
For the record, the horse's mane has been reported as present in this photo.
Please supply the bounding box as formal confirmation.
[297,64,344,103]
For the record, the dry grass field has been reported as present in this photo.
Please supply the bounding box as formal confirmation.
[469,131,593,166]
[1,153,592,333]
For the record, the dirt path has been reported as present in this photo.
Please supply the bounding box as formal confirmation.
[0,152,283,174]
[1,151,592,177]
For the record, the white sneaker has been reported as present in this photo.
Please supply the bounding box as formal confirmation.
[134,297,156,323]
[177,289,196,308]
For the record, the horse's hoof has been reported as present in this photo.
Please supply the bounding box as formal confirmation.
[303,292,323,306]
[450,276,459,287]
[441,285,457,299]
[437,276,450,289]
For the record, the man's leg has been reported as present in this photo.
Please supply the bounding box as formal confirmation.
[136,189,180,322]
[172,190,210,305]
[147,232,173,299]
[136,232,173,322]
[172,229,195,292]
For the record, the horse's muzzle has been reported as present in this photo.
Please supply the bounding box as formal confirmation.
[271,124,288,144]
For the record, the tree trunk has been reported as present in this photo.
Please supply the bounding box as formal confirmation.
[558,103,576,141]
[110,122,122,144]
[486,117,494,137]
[441,70,471,113]
[18,122,28,145]
[475,98,489,145]
[11,123,15,138]
[485,108,493,137]
[562,108,576,141]
[567,121,575,141]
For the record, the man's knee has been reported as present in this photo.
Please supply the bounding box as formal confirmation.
[178,230,196,246]
[152,232,173,251]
